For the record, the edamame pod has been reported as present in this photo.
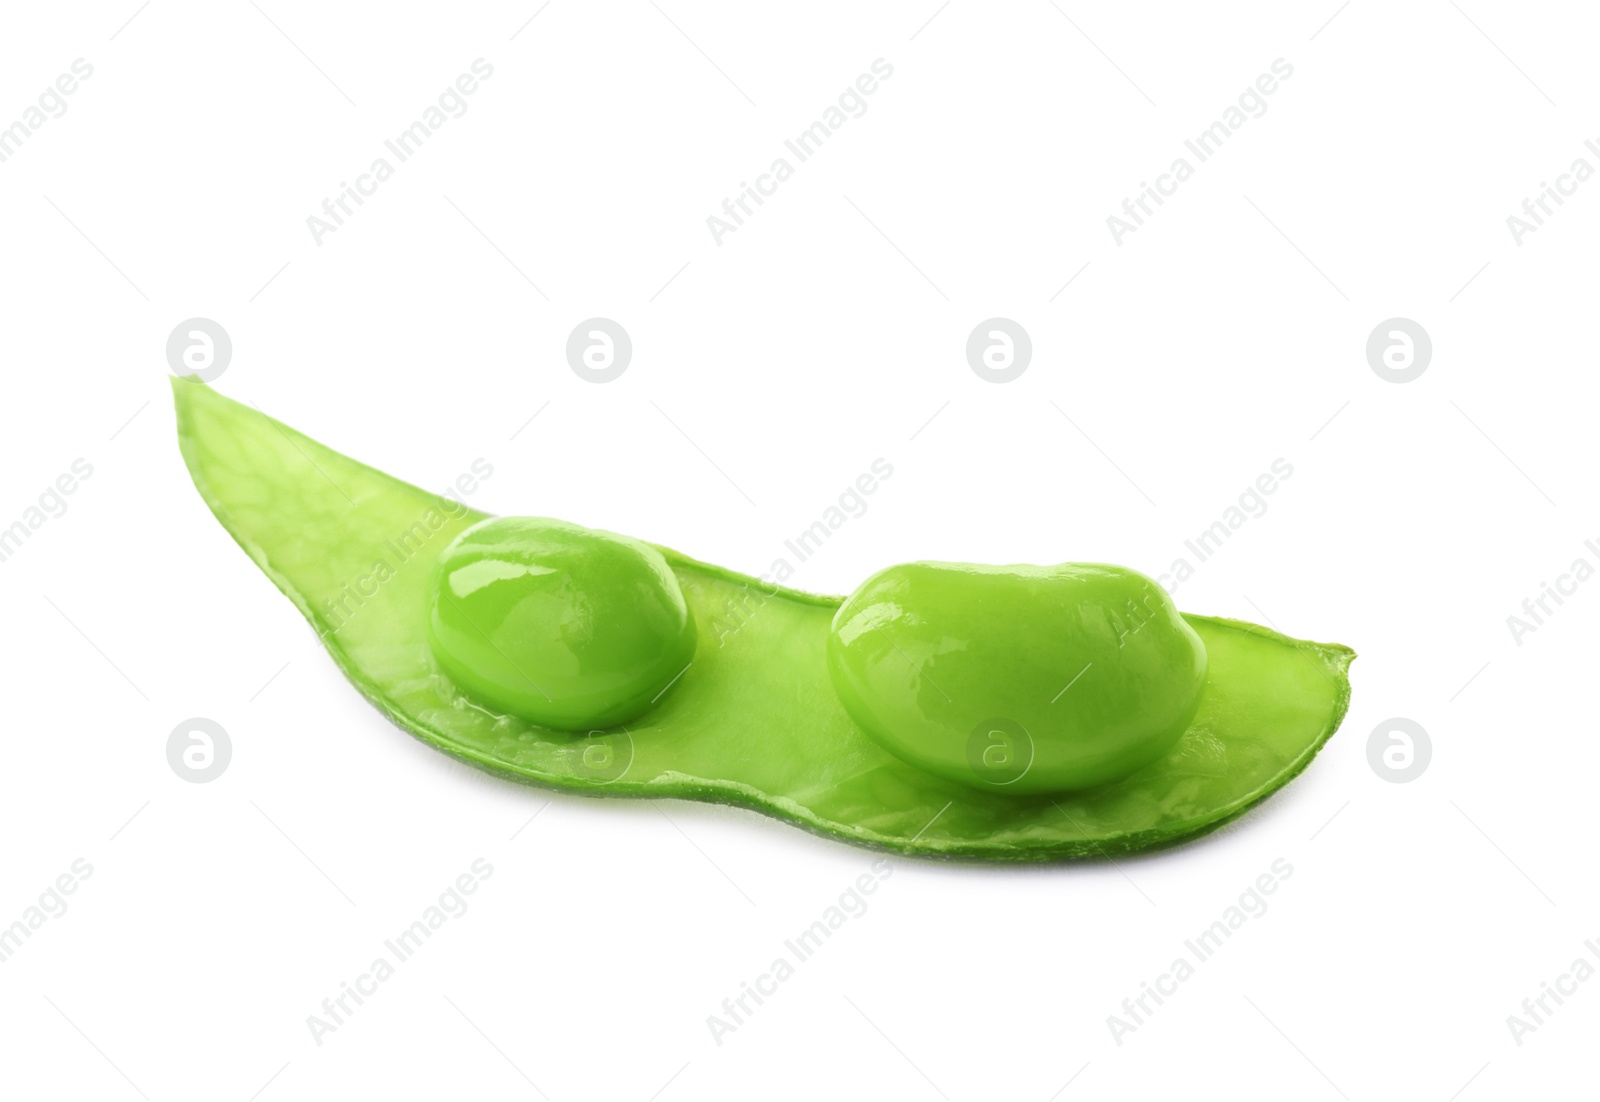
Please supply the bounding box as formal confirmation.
[173,378,1354,861]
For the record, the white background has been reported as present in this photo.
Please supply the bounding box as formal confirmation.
[0,1,1594,1099]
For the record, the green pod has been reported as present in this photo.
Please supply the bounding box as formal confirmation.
[174,378,1355,861]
